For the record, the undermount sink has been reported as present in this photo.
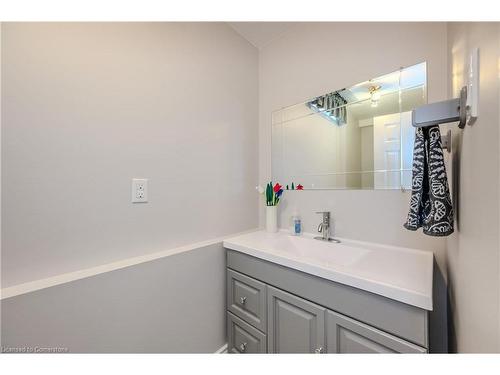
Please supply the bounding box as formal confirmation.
[254,233,370,267]
[223,230,434,310]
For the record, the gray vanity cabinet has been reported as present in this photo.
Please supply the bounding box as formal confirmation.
[267,286,325,353]
[225,250,429,354]
[326,311,426,353]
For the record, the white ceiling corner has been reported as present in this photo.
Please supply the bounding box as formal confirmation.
[227,22,294,49]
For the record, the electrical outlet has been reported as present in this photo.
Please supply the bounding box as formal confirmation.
[131,178,148,203]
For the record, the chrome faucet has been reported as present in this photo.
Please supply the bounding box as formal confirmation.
[314,211,341,243]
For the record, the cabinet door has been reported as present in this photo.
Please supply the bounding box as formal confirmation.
[327,310,427,353]
[267,286,325,353]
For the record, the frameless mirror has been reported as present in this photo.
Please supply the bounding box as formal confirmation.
[272,62,427,190]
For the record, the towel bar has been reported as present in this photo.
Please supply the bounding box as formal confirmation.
[412,86,469,129]
[412,48,479,130]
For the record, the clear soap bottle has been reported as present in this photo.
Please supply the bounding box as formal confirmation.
[291,211,302,236]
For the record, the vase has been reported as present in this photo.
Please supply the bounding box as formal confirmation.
[266,205,278,233]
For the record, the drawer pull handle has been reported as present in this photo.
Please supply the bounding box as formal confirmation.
[314,347,324,354]
[239,342,247,352]
[240,296,247,305]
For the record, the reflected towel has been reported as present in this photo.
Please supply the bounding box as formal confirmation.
[404,126,454,236]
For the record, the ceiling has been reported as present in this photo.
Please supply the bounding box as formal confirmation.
[227,22,294,49]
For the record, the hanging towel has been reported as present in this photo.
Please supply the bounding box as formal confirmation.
[404,125,454,236]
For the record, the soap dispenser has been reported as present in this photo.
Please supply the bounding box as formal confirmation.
[290,210,302,236]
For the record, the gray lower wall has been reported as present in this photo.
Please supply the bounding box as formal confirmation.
[1,243,226,353]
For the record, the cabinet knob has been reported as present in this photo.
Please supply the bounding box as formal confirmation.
[314,347,324,354]
[240,296,247,305]
[239,342,247,352]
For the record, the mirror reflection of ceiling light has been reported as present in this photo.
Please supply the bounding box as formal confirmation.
[369,85,381,107]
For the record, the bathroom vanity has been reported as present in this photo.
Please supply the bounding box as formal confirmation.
[223,231,433,354]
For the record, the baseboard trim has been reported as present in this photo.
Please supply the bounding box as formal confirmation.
[215,343,228,354]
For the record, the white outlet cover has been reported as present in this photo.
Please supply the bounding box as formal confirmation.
[132,178,148,203]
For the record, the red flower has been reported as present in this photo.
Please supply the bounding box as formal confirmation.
[273,183,282,193]
[296,184,304,190]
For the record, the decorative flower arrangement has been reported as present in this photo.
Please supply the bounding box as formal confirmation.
[256,182,286,233]
[256,182,283,206]
[285,183,304,190]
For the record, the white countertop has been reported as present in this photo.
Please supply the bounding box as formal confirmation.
[223,230,433,310]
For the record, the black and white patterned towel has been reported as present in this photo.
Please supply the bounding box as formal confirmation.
[404,126,454,236]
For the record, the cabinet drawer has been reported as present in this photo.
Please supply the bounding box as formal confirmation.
[227,269,267,331]
[327,310,427,353]
[227,312,267,353]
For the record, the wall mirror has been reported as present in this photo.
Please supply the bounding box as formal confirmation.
[272,62,427,190]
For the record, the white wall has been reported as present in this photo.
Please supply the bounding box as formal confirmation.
[0,23,3,350]
[259,22,449,271]
[1,23,259,287]
[445,22,500,353]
